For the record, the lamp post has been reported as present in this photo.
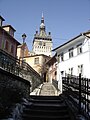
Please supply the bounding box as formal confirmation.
[22,33,27,63]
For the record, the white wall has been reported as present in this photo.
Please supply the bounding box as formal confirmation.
[56,36,90,92]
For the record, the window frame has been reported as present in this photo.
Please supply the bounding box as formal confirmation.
[77,43,82,55]
[78,64,83,75]
[69,47,74,58]
[11,44,14,54]
[5,41,9,50]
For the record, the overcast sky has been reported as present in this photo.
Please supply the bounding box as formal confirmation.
[0,0,90,50]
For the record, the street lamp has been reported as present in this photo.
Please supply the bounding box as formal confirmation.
[22,33,27,63]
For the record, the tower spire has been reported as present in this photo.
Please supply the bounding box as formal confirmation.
[41,12,44,24]
[40,12,45,30]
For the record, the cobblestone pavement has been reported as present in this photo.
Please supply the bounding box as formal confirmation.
[39,82,59,96]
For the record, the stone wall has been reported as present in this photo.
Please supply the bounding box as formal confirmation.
[0,67,30,98]
[0,67,31,118]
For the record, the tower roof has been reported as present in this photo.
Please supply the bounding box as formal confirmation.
[33,13,52,41]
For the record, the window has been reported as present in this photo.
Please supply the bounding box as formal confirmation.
[5,41,9,50]
[69,48,73,58]
[77,43,82,55]
[11,45,14,53]
[34,57,39,64]
[60,53,64,61]
[78,64,83,75]
[68,68,73,75]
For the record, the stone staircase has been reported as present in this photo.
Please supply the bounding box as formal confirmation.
[22,95,74,120]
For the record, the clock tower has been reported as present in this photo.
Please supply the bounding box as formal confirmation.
[32,13,52,57]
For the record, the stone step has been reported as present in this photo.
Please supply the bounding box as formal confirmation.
[22,114,70,120]
[25,102,67,110]
[22,95,72,120]
[29,99,64,104]
[29,95,61,100]
[23,107,68,116]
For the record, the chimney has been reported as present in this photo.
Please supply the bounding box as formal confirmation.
[0,16,5,27]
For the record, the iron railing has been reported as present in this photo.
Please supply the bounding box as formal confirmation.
[62,74,90,119]
[0,49,43,92]
[0,49,20,75]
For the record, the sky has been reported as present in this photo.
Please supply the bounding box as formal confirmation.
[0,0,90,51]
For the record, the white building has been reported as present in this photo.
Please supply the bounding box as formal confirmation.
[52,30,90,92]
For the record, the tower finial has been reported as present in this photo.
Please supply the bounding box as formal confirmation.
[42,12,44,18]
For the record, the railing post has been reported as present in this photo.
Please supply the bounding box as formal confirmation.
[87,79,89,113]
[85,78,87,112]
[79,73,81,114]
